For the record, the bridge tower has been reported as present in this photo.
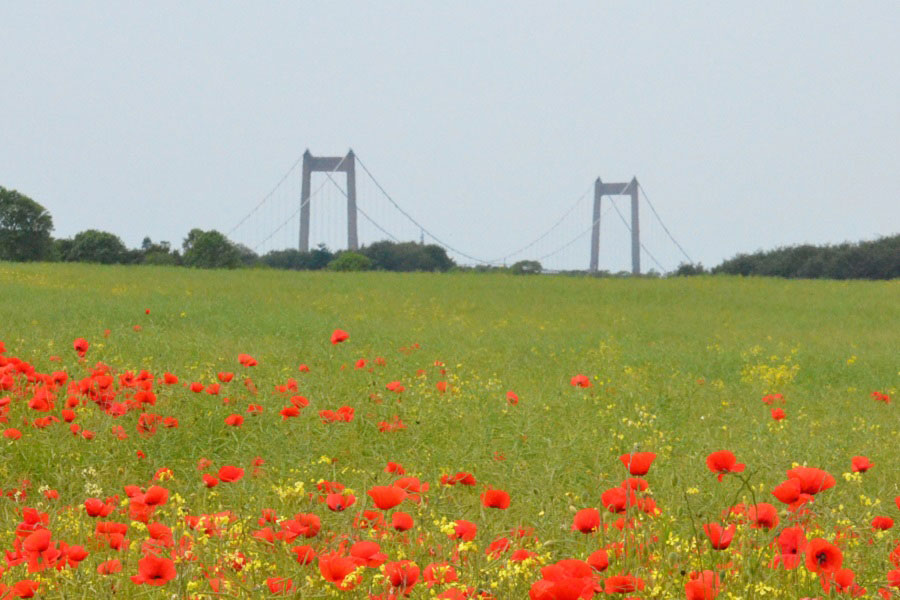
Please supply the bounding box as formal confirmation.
[299,149,357,252]
[590,177,640,275]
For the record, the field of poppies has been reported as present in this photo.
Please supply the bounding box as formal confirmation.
[0,262,897,599]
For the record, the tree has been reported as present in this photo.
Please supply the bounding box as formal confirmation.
[261,245,335,270]
[66,230,128,264]
[138,237,179,265]
[674,262,707,276]
[327,251,372,271]
[182,229,240,269]
[233,243,260,267]
[360,240,455,272]
[0,187,54,261]
[711,234,899,280]
[509,260,543,275]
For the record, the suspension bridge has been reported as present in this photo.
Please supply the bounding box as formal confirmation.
[227,149,694,274]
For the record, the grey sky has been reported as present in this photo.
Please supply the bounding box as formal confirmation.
[2,2,898,271]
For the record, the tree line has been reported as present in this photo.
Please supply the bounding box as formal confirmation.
[674,235,899,280]
[2,185,896,278]
[0,186,456,272]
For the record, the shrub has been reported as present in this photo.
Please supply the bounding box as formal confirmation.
[327,252,373,272]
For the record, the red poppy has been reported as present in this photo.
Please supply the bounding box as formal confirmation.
[218,466,244,483]
[288,514,320,538]
[423,562,458,586]
[318,552,363,590]
[587,548,609,572]
[131,555,176,586]
[774,526,808,569]
[224,414,243,427]
[441,471,477,486]
[601,486,638,513]
[97,559,122,575]
[326,492,356,511]
[748,503,779,530]
[619,452,656,475]
[367,486,407,510]
[604,574,644,593]
[449,520,477,541]
[266,577,293,595]
[393,476,429,501]
[386,381,405,393]
[280,406,300,420]
[851,456,874,472]
[292,545,316,565]
[237,353,257,367]
[73,338,89,357]
[685,570,720,600]
[762,393,784,405]
[786,466,835,495]
[506,391,519,405]
[350,541,387,567]
[142,485,169,506]
[806,538,843,574]
[771,408,786,420]
[391,511,414,531]
[873,516,894,531]
[385,461,406,475]
[331,329,350,345]
[888,569,900,587]
[571,508,601,534]
[706,450,745,482]
[703,522,736,550]
[569,374,591,388]
[385,560,420,593]
[10,581,40,598]
[481,489,510,509]
[772,478,803,504]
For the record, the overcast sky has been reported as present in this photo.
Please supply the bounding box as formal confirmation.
[2,2,898,271]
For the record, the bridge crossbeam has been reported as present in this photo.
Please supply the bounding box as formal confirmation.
[591,177,640,275]
[300,149,357,252]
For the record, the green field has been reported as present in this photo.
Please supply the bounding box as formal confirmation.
[0,262,897,599]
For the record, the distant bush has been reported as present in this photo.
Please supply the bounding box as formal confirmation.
[360,241,455,272]
[674,262,707,276]
[66,229,129,264]
[143,250,179,266]
[182,229,241,269]
[0,187,54,261]
[712,235,899,280]
[509,260,543,275]
[328,252,373,272]
[261,245,334,270]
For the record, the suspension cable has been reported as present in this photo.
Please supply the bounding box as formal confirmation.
[534,203,615,263]
[227,156,302,237]
[637,182,695,264]
[607,196,667,272]
[252,153,349,252]
[486,182,594,264]
[322,172,401,243]
[354,153,494,264]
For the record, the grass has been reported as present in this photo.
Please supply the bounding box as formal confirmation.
[0,261,897,598]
